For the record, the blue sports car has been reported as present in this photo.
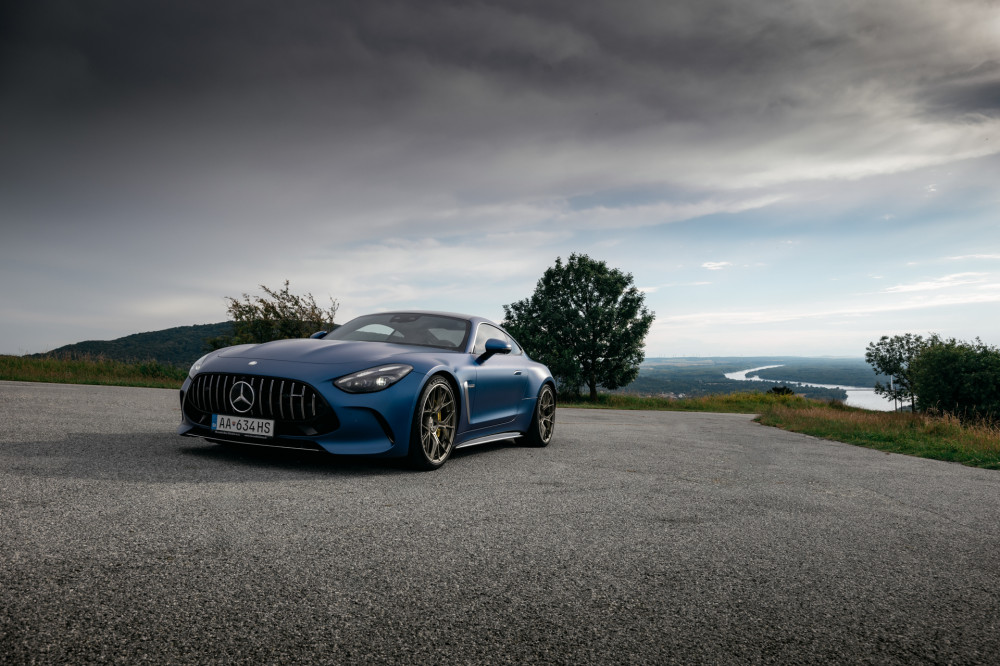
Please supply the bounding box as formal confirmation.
[177,311,556,469]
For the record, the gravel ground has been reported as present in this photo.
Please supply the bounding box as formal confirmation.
[2,380,999,664]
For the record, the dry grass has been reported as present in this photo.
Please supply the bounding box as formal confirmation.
[757,403,1000,469]
[565,392,1000,470]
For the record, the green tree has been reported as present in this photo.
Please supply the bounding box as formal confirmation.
[910,336,1000,422]
[865,333,925,411]
[502,254,655,399]
[209,280,339,348]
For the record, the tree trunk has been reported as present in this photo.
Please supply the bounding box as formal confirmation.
[589,378,597,401]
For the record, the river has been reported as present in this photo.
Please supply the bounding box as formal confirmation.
[724,365,896,411]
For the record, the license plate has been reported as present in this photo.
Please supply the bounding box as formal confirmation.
[212,414,274,439]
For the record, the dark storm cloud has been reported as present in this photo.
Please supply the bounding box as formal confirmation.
[0,0,859,131]
[923,60,1000,117]
[2,0,1000,355]
[5,0,986,120]
[2,0,998,231]
[4,0,995,183]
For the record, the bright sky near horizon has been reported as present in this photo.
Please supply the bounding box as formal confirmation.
[3,0,999,357]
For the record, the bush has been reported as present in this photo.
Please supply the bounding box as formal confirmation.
[910,337,1000,422]
[209,280,338,348]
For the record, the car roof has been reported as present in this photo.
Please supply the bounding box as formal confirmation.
[360,310,496,325]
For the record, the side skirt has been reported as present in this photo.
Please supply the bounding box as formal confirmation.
[454,432,522,450]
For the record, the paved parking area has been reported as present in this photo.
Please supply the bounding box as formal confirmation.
[2,381,999,663]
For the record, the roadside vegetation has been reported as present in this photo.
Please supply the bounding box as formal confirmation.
[562,392,1000,470]
[210,279,338,349]
[866,333,1000,421]
[0,354,186,389]
[756,403,1000,469]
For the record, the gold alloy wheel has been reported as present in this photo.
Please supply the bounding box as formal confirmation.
[537,385,555,443]
[419,380,456,464]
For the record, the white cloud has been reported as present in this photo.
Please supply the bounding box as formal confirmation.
[702,262,733,271]
[552,195,788,231]
[883,272,988,293]
[661,289,1000,326]
[948,254,1000,261]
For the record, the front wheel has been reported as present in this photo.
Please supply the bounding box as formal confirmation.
[525,384,556,447]
[408,377,458,470]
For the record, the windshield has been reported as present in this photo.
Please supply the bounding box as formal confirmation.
[324,313,470,350]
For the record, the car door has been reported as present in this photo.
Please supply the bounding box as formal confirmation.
[466,324,529,429]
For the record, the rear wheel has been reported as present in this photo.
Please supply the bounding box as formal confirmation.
[525,384,556,447]
[408,377,457,470]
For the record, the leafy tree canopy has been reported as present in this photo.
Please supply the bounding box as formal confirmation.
[865,333,925,410]
[910,335,1000,422]
[209,280,338,349]
[503,253,655,399]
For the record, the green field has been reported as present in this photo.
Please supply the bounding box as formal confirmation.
[0,354,186,389]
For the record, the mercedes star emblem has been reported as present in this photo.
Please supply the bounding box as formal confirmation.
[229,381,255,414]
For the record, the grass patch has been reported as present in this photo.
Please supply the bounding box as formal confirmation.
[758,404,1000,470]
[564,392,1000,470]
[0,354,186,389]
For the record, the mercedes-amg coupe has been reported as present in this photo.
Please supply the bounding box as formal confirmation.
[177,311,556,469]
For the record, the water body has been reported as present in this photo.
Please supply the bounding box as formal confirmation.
[725,365,896,412]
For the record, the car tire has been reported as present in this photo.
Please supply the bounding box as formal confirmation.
[408,376,458,470]
[525,384,556,447]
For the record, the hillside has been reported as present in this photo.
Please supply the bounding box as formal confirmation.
[35,322,234,368]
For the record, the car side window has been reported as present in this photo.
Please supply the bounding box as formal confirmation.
[472,324,522,356]
[507,335,522,355]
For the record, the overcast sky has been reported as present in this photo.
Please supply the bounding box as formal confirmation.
[3,0,999,357]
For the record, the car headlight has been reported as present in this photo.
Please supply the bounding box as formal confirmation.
[188,353,211,378]
[334,364,413,393]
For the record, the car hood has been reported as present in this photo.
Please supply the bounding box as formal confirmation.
[217,338,447,366]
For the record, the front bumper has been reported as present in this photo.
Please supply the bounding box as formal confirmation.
[177,370,425,457]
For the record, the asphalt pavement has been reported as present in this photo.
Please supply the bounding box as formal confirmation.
[2,380,999,664]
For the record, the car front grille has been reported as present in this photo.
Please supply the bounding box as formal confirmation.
[183,373,339,440]
[187,373,327,421]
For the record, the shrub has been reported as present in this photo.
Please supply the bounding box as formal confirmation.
[910,337,1000,423]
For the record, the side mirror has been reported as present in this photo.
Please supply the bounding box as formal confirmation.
[310,331,328,339]
[478,338,512,362]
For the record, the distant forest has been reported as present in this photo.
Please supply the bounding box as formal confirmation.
[32,326,884,400]
[34,322,234,368]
